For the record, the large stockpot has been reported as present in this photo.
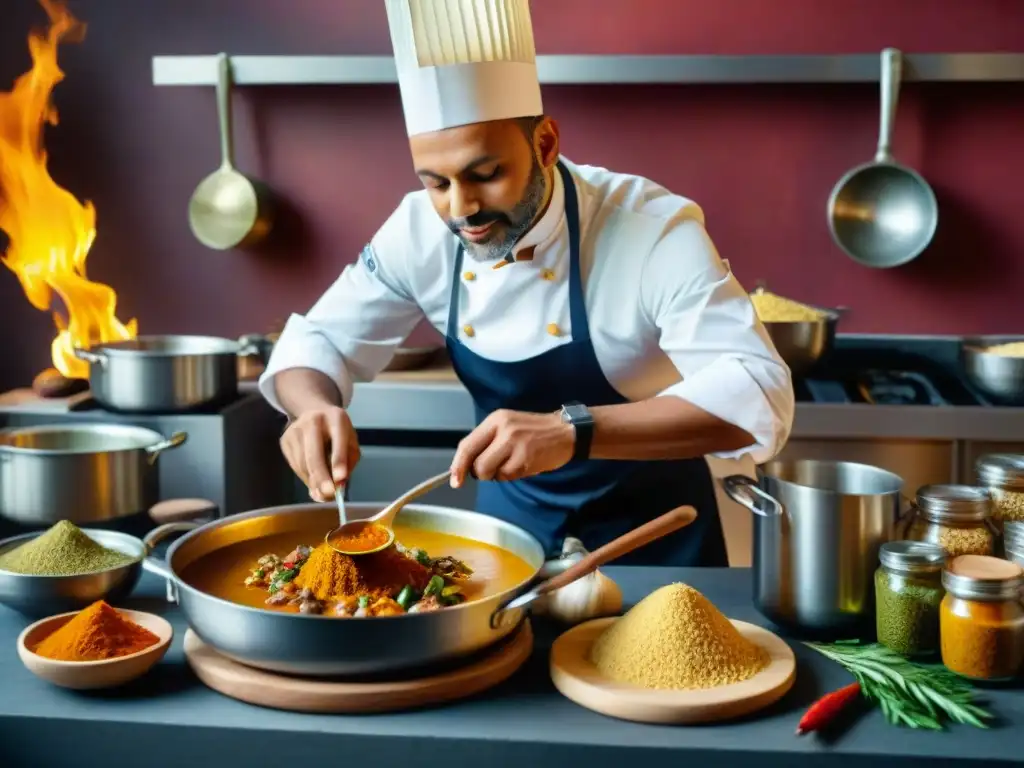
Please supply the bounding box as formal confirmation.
[73,334,272,413]
[142,501,547,677]
[722,459,904,635]
[0,424,187,526]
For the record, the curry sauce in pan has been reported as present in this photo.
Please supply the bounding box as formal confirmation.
[180,524,536,617]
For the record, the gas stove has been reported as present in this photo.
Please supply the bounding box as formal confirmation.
[796,336,1003,406]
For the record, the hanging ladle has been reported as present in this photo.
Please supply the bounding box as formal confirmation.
[326,470,452,556]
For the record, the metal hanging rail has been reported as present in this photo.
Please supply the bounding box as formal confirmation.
[152,53,1024,87]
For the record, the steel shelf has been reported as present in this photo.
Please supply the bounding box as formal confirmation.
[152,53,1024,87]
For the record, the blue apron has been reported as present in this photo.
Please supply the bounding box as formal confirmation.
[444,161,727,567]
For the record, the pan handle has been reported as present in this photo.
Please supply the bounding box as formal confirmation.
[73,346,107,367]
[145,431,188,465]
[237,333,274,365]
[721,475,784,518]
[142,521,200,603]
[875,48,902,164]
[489,506,697,629]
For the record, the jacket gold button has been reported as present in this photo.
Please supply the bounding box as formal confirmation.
[546,323,561,337]
[463,325,475,338]
[541,269,556,281]
[463,271,476,281]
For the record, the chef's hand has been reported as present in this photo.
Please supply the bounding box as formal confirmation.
[450,409,575,488]
[280,406,362,502]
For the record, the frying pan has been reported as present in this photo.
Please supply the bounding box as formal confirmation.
[188,53,274,250]
[827,48,938,269]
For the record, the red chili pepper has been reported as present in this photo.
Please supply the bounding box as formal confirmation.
[282,561,295,570]
[796,682,861,735]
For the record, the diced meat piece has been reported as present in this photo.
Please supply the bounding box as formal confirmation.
[298,599,324,614]
[408,596,442,613]
[265,591,291,606]
[333,596,359,617]
[257,554,282,570]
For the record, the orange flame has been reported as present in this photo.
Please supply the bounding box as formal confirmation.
[0,0,136,380]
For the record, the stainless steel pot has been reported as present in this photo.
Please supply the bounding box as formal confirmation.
[0,424,187,526]
[723,459,904,635]
[142,501,546,676]
[73,334,272,413]
[960,336,1024,405]
[762,310,840,379]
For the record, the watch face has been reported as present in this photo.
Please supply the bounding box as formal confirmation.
[562,404,588,422]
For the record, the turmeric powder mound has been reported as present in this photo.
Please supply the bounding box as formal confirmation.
[589,583,769,690]
[33,600,160,662]
[294,543,431,602]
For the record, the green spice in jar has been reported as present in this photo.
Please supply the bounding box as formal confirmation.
[0,520,136,575]
[875,541,946,657]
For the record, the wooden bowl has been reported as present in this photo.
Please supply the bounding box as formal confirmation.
[17,609,173,690]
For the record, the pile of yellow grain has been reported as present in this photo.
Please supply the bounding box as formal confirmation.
[984,341,1024,358]
[589,583,769,690]
[749,288,825,323]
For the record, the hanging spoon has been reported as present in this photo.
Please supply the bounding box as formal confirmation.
[325,470,452,556]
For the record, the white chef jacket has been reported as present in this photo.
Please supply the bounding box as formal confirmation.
[259,157,794,464]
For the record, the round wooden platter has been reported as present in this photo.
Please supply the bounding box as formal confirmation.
[550,616,796,725]
[183,620,533,714]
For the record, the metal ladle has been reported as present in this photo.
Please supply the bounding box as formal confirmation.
[325,470,452,556]
[827,48,938,269]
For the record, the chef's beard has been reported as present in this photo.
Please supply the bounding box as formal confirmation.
[448,159,548,261]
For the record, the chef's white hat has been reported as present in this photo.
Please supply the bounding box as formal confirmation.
[385,0,544,137]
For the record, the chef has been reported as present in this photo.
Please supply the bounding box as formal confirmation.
[259,0,794,567]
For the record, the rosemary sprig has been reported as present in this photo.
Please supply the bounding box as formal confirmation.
[804,640,994,731]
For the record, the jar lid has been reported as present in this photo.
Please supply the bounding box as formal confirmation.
[916,484,992,523]
[879,541,947,572]
[976,454,1024,491]
[942,554,1024,601]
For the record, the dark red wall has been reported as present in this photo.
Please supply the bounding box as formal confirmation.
[1,0,1023,390]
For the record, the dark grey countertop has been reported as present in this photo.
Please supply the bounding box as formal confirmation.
[1,567,1021,768]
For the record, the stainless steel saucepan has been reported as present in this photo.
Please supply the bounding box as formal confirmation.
[722,459,904,635]
[0,423,188,526]
[74,333,272,413]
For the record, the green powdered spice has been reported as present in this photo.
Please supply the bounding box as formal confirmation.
[874,568,944,657]
[0,520,137,575]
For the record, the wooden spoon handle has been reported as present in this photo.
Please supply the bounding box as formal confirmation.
[537,505,697,594]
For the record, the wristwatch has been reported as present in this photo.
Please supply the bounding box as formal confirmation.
[560,401,595,461]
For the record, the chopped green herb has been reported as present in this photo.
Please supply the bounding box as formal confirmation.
[396,585,418,610]
[358,595,370,609]
[423,575,445,598]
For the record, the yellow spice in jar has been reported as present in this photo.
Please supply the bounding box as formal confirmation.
[907,519,994,558]
[589,583,769,690]
[984,341,1024,357]
[991,489,1024,522]
[749,288,825,322]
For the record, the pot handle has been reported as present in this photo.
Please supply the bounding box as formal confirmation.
[237,333,274,365]
[145,432,188,465]
[142,521,200,603]
[720,475,783,518]
[72,346,107,367]
[489,505,697,630]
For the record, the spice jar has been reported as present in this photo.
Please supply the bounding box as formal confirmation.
[905,485,996,558]
[976,454,1024,529]
[875,541,946,657]
[940,555,1024,681]
[1005,521,1024,568]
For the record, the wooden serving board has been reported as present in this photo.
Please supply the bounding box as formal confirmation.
[183,620,534,714]
[549,617,795,724]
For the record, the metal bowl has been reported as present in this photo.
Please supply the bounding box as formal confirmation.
[761,310,840,379]
[961,336,1024,405]
[142,501,546,677]
[0,529,146,618]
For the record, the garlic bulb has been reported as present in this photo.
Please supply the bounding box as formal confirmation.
[533,537,623,625]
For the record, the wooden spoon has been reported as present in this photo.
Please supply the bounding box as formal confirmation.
[490,505,698,629]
